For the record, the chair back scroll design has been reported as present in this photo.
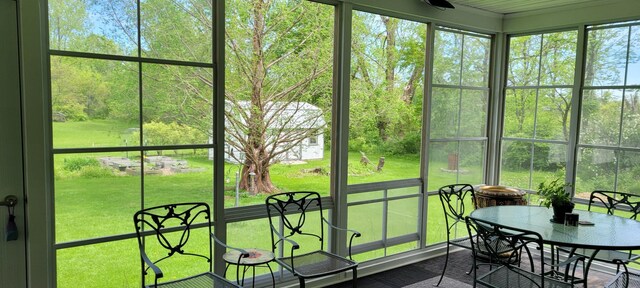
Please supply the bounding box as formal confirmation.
[439,184,476,233]
[133,203,213,286]
[434,184,476,287]
[589,190,640,220]
[265,191,324,252]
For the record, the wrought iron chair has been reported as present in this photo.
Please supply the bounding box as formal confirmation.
[557,191,640,273]
[465,216,584,288]
[605,270,640,288]
[133,202,243,288]
[434,183,476,287]
[265,191,361,288]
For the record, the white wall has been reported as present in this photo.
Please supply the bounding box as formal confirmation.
[300,134,325,160]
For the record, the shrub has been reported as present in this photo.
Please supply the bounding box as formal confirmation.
[78,166,114,178]
[383,133,421,156]
[54,103,88,121]
[628,184,640,195]
[130,122,208,152]
[348,136,377,153]
[503,142,559,171]
[63,157,100,172]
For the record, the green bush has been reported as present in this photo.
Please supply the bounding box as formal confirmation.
[383,133,421,156]
[78,166,114,178]
[628,184,640,195]
[54,103,88,121]
[130,122,208,152]
[348,136,377,153]
[576,149,616,182]
[63,157,100,172]
[503,142,560,171]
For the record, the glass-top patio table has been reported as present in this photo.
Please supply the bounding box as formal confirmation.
[470,205,640,287]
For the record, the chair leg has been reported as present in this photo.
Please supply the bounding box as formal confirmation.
[434,243,450,287]
[352,267,357,288]
[299,277,305,288]
[523,245,534,272]
[583,250,600,288]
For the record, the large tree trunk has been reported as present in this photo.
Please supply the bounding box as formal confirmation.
[382,16,397,92]
[239,0,277,194]
[402,64,423,104]
[377,16,398,142]
[583,32,599,87]
[239,149,276,195]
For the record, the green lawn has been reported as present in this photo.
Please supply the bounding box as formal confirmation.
[53,119,136,148]
[54,120,636,287]
[51,120,466,286]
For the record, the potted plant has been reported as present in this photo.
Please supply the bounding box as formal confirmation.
[537,178,574,223]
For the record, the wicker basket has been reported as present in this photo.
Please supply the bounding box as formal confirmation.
[475,185,527,208]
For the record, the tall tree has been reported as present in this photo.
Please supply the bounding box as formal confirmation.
[49,0,87,50]
[90,0,333,193]
[350,12,425,150]
[225,0,333,193]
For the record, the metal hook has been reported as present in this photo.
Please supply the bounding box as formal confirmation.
[0,195,17,208]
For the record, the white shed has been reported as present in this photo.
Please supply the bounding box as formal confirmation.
[209,101,326,163]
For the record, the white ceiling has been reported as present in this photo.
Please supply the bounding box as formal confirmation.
[448,0,607,14]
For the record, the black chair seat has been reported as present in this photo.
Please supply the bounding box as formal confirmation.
[604,271,640,288]
[454,235,515,259]
[278,250,357,278]
[147,272,240,288]
[478,265,573,288]
[480,237,514,256]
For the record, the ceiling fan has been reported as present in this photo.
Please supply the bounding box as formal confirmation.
[423,0,455,9]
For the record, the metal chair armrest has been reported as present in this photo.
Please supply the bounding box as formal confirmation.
[210,233,250,264]
[322,217,361,259]
[552,255,585,268]
[322,217,361,237]
[270,225,300,250]
[139,246,163,279]
[270,225,301,272]
[544,254,586,283]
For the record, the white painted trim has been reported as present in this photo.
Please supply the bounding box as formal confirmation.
[504,0,640,33]
[19,0,55,287]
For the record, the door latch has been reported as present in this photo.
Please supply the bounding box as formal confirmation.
[1,195,18,241]
[0,195,17,208]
